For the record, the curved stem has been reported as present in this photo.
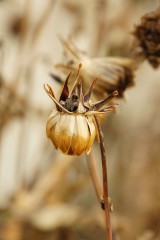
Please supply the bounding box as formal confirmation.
[94,116,112,240]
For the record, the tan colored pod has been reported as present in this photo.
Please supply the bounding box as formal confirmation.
[46,110,96,156]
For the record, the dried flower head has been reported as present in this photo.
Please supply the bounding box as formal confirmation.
[132,8,160,68]
[45,64,118,156]
[54,38,135,98]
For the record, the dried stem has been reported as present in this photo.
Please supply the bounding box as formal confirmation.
[92,0,108,56]
[31,0,57,45]
[87,150,102,203]
[94,116,112,240]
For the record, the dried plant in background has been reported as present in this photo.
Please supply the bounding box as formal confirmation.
[54,38,135,98]
[132,7,160,68]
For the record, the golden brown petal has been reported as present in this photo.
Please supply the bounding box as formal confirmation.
[71,115,89,156]
[46,111,60,138]
[55,114,75,154]
[50,124,58,149]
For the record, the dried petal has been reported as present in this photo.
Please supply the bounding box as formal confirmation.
[55,114,75,154]
[70,115,90,156]
[46,111,60,138]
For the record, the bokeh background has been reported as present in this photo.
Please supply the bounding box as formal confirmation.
[0,0,160,240]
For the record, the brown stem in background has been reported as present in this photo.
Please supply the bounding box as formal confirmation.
[94,116,112,240]
[31,0,57,45]
[87,151,102,203]
[91,0,108,56]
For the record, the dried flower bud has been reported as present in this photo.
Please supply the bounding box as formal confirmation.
[132,8,160,68]
[45,64,118,156]
[54,38,135,98]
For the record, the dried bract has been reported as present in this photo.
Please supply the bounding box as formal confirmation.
[132,8,160,68]
[55,38,135,98]
[45,64,118,156]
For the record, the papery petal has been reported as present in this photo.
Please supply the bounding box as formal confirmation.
[56,115,75,154]
[71,115,89,156]
[50,124,58,149]
[85,116,96,154]
[46,110,60,138]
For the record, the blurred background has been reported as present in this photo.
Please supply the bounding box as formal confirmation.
[0,0,160,239]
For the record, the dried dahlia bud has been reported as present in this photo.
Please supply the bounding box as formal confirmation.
[132,8,160,68]
[54,38,135,98]
[45,64,118,156]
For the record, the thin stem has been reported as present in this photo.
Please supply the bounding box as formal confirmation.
[87,151,102,203]
[94,116,112,240]
[31,0,57,45]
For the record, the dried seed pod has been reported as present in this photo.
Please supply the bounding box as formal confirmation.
[46,111,96,155]
[54,38,135,98]
[132,7,160,68]
[45,64,118,156]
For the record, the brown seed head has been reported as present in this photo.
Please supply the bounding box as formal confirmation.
[132,7,160,68]
[45,64,118,156]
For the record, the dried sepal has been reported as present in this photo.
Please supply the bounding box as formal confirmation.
[91,90,118,111]
[59,71,71,101]
[132,7,160,68]
[83,78,97,105]
[44,84,71,114]
[45,65,118,156]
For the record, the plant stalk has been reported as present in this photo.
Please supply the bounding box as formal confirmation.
[94,116,112,240]
[87,150,102,203]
